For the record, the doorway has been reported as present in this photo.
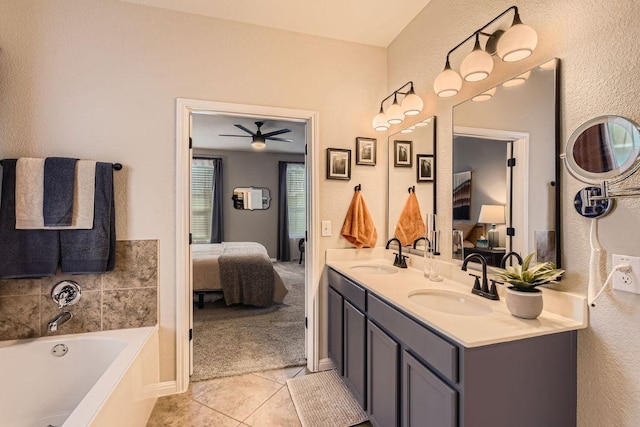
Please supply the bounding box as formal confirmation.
[175,99,320,392]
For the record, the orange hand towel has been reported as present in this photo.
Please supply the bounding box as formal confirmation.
[394,191,425,246]
[341,191,377,249]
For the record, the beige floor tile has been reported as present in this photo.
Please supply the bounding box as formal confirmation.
[253,365,305,384]
[293,367,313,378]
[192,373,283,421]
[243,385,302,427]
[147,393,239,427]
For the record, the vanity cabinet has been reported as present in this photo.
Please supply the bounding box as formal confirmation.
[327,269,367,409]
[327,267,577,427]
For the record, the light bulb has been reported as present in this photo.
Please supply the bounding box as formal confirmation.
[497,11,538,62]
[460,35,494,82]
[434,60,462,98]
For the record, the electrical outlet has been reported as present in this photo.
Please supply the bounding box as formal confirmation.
[612,254,640,295]
[321,220,332,237]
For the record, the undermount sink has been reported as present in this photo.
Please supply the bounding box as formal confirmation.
[408,289,493,316]
[350,264,398,275]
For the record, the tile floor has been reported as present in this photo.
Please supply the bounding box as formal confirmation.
[147,366,373,427]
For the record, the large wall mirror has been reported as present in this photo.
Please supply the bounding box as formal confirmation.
[452,59,560,267]
[387,116,437,250]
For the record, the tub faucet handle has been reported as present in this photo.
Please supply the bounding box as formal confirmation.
[51,280,82,308]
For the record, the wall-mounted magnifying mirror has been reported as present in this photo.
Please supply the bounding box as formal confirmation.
[232,187,271,210]
[563,115,640,218]
[453,58,560,267]
[387,116,437,253]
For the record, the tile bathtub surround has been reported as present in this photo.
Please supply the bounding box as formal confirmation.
[0,239,158,340]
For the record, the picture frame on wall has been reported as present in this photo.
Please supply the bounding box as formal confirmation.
[394,140,413,167]
[327,148,351,180]
[417,154,435,182]
[355,137,377,166]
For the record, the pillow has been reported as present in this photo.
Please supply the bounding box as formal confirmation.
[453,221,477,240]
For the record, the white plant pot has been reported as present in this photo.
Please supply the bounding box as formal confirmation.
[505,287,543,319]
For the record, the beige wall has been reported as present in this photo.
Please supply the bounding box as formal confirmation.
[388,1,640,425]
[0,0,387,382]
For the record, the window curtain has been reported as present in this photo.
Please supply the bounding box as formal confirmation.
[277,161,291,261]
[210,157,223,243]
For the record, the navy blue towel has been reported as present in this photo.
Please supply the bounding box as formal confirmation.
[44,157,77,226]
[0,159,60,279]
[59,162,116,274]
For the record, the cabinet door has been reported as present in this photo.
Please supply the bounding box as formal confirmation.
[402,351,457,427]
[344,301,366,409]
[328,287,344,375]
[367,320,399,427]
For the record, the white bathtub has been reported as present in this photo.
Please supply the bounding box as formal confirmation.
[0,326,159,427]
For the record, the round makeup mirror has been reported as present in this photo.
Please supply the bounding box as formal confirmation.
[564,115,640,184]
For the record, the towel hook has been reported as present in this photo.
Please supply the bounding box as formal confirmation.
[113,163,122,171]
[354,184,361,192]
[408,185,415,193]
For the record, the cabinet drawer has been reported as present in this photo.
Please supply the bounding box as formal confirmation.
[367,293,458,383]
[328,268,366,311]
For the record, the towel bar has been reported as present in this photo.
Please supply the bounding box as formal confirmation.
[0,159,122,171]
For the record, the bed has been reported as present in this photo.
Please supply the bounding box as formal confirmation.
[192,242,288,307]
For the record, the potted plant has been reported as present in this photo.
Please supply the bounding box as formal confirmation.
[492,252,564,319]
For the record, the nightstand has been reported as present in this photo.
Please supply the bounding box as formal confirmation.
[464,247,506,267]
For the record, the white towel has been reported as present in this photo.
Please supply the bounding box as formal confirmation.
[15,158,96,230]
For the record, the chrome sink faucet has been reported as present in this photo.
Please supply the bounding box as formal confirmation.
[386,238,408,268]
[48,311,73,332]
[461,253,500,300]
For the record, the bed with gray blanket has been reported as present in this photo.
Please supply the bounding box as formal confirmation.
[192,242,288,306]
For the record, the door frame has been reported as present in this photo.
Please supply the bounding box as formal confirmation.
[175,98,320,392]
[453,126,529,256]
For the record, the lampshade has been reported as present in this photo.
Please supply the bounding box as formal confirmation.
[502,70,531,88]
[434,60,462,98]
[478,204,505,224]
[471,87,497,102]
[401,88,423,116]
[460,36,494,82]
[497,11,538,62]
[386,95,404,125]
[372,107,389,131]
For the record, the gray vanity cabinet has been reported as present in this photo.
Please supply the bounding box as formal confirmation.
[327,269,367,409]
[367,320,399,427]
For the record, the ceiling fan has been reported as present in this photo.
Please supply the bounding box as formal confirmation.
[219,121,293,149]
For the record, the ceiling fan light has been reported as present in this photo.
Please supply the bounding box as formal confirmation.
[386,96,404,125]
[502,70,531,88]
[251,140,266,149]
[497,11,538,62]
[471,87,497,102]
[460,37,494,82]
[372,109,389,131]
[434,60,462,98]
[401,88,423,116]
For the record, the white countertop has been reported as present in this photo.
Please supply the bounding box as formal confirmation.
[326,248,588,348]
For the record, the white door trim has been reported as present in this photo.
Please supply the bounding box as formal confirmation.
[453,125,530,256]
[175,98,320,393]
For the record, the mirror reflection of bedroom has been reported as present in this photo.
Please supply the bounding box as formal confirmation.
[189,113,307,382]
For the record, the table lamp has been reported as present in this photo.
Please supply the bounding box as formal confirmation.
[478,204,505,249]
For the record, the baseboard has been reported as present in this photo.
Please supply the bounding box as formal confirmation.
[318,358,335,371]
[157,380,179,397]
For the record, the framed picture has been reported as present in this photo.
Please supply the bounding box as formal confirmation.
[327,148,351,180]
[417,154,435,181]
[394,140,413,167]
[355,137,376,166]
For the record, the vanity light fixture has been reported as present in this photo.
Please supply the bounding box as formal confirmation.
[502,70,531,88]
[372,81,424,131]
[414,117,433,127]
[433,6,537,98]
[471,87,497,102]
[401,126,415,134]
[251,135,266,149]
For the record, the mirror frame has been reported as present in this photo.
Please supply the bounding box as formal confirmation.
[452,59,562,268]
[564,115,640,185]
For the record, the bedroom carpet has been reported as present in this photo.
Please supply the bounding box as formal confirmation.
[191,261,306,382]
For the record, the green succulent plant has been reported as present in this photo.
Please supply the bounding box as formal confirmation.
[492,252,564,292]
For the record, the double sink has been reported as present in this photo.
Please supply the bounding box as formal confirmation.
[349,263,493,317]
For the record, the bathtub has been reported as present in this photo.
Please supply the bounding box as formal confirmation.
[0,326,159,427]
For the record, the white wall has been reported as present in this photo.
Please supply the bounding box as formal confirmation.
[388,1,640,425]
[0,0,387,382]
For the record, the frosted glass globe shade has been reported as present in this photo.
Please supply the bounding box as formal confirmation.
[502,70,531,88]
[497,23,538,62]
[386,101,404,125]
[434,67,462,98]
[401,92,423,116]
[372,111,389,131]
[460,48,494,82]
[471,87,497,102]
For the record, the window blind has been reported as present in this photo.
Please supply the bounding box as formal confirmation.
[287,163,306,238]
[191,160,215,243]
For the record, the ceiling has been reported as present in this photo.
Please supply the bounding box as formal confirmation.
[117,0,432,47]
[191,114,306,154]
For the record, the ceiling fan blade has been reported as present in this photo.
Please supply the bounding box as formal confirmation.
[219,134,251,138]
[266,137,293,142]
[262,128,291,138]
[234,124,256,136]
